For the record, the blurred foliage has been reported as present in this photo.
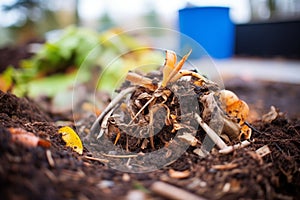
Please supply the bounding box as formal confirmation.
[0,0,76,44]
[0,26,164,98]
[97,12,116,32]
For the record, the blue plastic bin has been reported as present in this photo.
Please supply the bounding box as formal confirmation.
[179,7,235,59]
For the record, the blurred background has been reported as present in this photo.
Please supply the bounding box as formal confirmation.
[0,0,299,117]
[1,0,300,49]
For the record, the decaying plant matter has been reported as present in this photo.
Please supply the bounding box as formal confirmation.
[90,50,253,155]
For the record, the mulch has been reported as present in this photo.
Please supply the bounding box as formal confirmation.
[1,79,300,199]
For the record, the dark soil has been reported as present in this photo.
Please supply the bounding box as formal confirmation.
[1,42,300,200]
[1,79,300,199]
[0,42,38,73]
[225,77,300,120]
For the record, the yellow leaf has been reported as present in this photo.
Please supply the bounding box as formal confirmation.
[58,126,83,155]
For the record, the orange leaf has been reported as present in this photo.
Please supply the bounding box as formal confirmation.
[239,124,252,140]
[162,50,177,87]
[226,100,249,123]
[162,50,192,87]
[173,49,192,74]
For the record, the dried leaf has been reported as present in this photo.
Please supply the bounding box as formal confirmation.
[126,72,157,91]
[168,169,190,179]
[262,106,278,123]
[8,127,51,148]
[239,124,252,140]
[162,50,177,87]
[193,148,207,157]
[58,126,83,154]
[218,90,239,109]
[218,89,250,124]
[226,100,249,123]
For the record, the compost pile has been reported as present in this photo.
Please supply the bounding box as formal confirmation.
[86,50,253,173]
[0,49,300,199]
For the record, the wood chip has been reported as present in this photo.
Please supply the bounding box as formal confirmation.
[178,133,199,146]
[193,148,208,157]
[168,169,190,179]
[212,163,238,170]
[150,181,206,200]
[256,145,271,157]
[262,106,278,123]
